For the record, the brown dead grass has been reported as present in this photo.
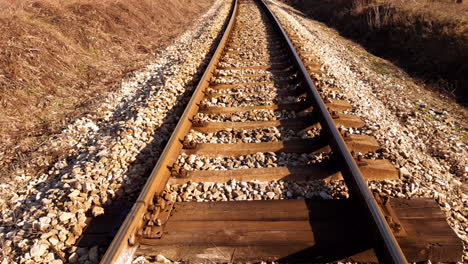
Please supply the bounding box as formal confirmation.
[352,0,468,21]
[0,0,213,174]
[288,0,468,104]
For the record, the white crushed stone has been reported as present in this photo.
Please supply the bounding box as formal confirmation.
[268,0,467,260]
[185,127,320,144]
[194,109,304,122]
[0,0,233,263]
[166,179,348,202]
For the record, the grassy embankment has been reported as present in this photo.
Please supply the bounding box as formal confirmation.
[287,0,467,104]
[0,0,213,177]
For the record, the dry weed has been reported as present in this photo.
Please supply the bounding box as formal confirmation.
[0,0,214,180]
[289,0,467,104]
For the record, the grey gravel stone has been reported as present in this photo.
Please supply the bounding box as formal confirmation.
[269,0,467,259]
[0,0,232,263]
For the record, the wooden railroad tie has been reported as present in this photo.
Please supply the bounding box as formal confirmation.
[135,199,463,263]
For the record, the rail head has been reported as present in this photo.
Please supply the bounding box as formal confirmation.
[101,0,408,262]
[99,1,239,263]
[257,0,408,263]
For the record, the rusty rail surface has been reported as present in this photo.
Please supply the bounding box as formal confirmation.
[97,0,461,262]
[99,0,239,263]
[257,0,407,263]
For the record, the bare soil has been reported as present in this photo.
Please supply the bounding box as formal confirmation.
[0,0,213,178]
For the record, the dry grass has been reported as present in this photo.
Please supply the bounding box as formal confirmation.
[0,0,213,175]
[288,0,468,104]
[371,0,467,21]
[351,0,468,28]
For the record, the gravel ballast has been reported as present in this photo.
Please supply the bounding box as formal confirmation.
[268,0,467,260]
[0,0,233,263]
[1,0,466,263]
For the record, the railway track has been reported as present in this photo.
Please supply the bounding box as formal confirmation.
[100,0,463,263]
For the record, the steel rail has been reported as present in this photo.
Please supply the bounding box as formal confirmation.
[99,0,239,263]
[101,0,408,262]
[258,0,408,263]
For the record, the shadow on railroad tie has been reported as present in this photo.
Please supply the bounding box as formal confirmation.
[278,199,374,263]
[261,7,376,262]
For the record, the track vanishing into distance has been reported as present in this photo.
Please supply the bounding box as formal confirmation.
[100,0,463,263]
